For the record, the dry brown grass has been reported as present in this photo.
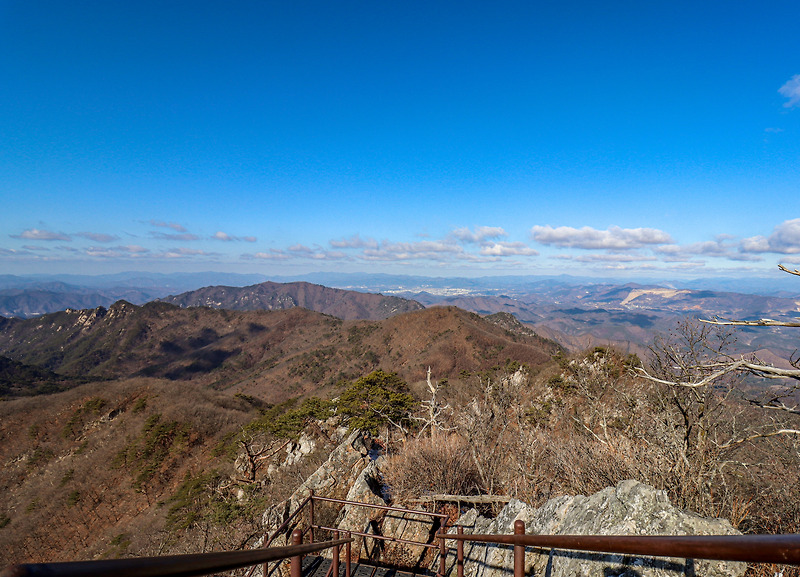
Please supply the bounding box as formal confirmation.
[383,434,481,502]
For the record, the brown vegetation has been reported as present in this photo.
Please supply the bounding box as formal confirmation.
[0,304,560,565]
[2,295,798,576]
[383,344,800,543]
[0,303,560,404]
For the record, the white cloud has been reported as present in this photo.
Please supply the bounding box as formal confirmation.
[76,232,119,243]
[151,232,201,241]
[329,234,379,249]
[740,219,800,254]
[362,240,464,262]
[479,242,538,256]
[740,236,770,252]
[451,226,507,243]
[85,247,123,258]
[655,240,732,260]
[281,244,347,260]
[160,248,215,258]
[149,220,187,232]
[779,75,800,108]
[668,262,707,270]
[246,250,290,260]
[767,218,800,252]
[11,228,71,241]
[531,225,672,249]
[387,240,462,254]
[213,231,257,242]
[120,245,149,254]
[288,244,315,254]
[552,253,657,263]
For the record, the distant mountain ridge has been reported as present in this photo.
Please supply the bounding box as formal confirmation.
[158,281,424,320]
[0,283,163,319]
[415,282,800,360]
[0,273,272,318]
[0,301,561,403]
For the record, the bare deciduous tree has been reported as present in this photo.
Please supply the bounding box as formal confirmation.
[637,264,800,447]
[412,367,454,437]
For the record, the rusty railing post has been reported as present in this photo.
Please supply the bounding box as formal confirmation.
[333,530,340,577]
[309,490,315,544]
[457,526,464,577]
[439,528,447,577]
[291,529,303,577]
[514,520,525,577]
[345,531,352,577]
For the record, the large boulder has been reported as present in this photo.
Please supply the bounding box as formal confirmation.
[437,480,745,577]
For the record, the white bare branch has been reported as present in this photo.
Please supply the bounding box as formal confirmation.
[701,316,800,328]
[413,367,454,436]
[369,406,410,435]
[734,360,800,380]
[749,399,800,416]
[636,360,746,388]
[638,358,800,387]
[779,263,800,277]
[716,429,800,449]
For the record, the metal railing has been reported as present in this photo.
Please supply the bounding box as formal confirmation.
[250,492,449,577]
[0,536,352,577]
[437,520,800,577]
[6,497,799,577]
[310,493,448,548]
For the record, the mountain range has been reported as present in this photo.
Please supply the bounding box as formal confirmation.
[2,272,798,365]
[0,300,560,403]
[1,272,798,564]
[157,281,423,320]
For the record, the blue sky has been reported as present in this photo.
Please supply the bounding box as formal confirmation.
[2,0,799,279]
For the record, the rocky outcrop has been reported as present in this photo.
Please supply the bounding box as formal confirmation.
[333,460,389,559]
[437,480,745,577]
[382,509,439,568]
[261,430,375,547]
[258,439,745,577]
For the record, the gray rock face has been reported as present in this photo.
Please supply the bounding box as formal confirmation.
[336,460,389,559]
[381,509,438,568]
[261,430,372,548]
[438,480,745,577]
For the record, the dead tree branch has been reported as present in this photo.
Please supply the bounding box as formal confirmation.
[701,317,800,328]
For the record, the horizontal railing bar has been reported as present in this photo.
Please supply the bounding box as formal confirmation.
[312,495,448,519]
[436,533,800,566]
[1,538,353,577]
[317,525,438,549]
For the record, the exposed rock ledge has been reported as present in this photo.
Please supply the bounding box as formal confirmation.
[437,480,745,577]
[259,430,745,577]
